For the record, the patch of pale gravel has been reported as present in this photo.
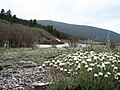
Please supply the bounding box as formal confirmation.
[0,67,54,90]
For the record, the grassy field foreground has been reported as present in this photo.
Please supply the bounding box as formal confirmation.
[0,47,120,90]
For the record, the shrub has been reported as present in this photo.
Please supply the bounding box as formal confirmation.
[0,64,4,70]
[110,43,117,49]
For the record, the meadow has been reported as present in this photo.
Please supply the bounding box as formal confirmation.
[0,46,120,90]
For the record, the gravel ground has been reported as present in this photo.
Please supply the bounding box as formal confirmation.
[0,66,54,90]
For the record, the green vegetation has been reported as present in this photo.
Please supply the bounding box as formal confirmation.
[0,8,120,90]
[0,20,63,47]
[0,9,70,42]
[37,20,120,42]
[50,72,115,90]
[0,47,120,90]
[0,48,68,67]
[0,64,4,70]
[40,48,120,90]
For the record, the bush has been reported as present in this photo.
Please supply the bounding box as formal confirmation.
[0,64,4,70]
[110,43,117,49]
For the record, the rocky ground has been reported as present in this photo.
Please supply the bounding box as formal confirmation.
[0,66,54,90]
[0,48,67,90]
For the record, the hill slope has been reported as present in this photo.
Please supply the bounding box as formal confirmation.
[37,20,120,42]
[0,19,62,48]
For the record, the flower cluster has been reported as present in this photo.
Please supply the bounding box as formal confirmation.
[41,50,120,80]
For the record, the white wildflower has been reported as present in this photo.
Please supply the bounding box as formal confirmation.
[52,60,55,63]
[118,60,120,63]
[60,68,63,71]
[42,64,46,67]
[76,68,78,71]
[89,63,95,67]
[97,64,101,68]
[74,57,78,61]
[116,72,120,76]
[101,63,105,68]
[81,60,87,64]
[104,74,108,77]
[107,72,111,76]
[57,60,61,63]
[86,59,92,62]
[68,71,71,74]
[98,72,103,76]
[90,51,95,55]
[49,63,53,66]
[111,64,115,67]
[114,67,118,70]
[112,60,117,63]
[75,61,79,64]
[109,58,113,61]
[84,56,88,59]
[87,68,93,72]
[77,65,81,69]
[78,59,82,61]
[66,62,70,65]
[38,66,42,70]
[53,64,57,67]
[64,69,67,72]
[94,56,98,60]
[94,73,98,77]
[104,62,110,65]
[59,62,65,66]
[115,75,119,80]
[85,65,89,68]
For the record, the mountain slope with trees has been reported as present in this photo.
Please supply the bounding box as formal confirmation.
[0,9,71,40]
[0,9,69,48]
[37,20,120,42]
[0,19,64,48]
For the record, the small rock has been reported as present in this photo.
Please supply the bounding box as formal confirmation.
[32,82,50,90]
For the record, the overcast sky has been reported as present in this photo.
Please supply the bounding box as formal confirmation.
[0,0,120,34]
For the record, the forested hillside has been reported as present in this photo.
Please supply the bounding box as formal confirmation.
[0,9,71,48]
[38,20,120,42]
[0,9,70,40]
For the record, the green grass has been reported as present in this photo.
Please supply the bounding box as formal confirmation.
[50,71,115,90]
[0,48,68,67]
[0,47,120,90]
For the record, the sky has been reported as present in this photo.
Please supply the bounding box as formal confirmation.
[0,0,120,34]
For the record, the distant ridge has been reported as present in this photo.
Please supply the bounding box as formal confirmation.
[37,20,120,42]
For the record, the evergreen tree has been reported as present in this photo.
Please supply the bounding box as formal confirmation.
[33,19,37,27]
[12,15,17,23]
[0,9,5,19]
[6,10,12,23]
[1,9,5,14]
[29,19,33,27]
[6,10,11,16]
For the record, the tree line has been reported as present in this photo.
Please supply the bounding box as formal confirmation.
[0,9,71,48]
[0,9,70,39]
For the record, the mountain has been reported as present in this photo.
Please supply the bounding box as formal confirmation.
[37,20,120,42]
[0,19,62,48]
